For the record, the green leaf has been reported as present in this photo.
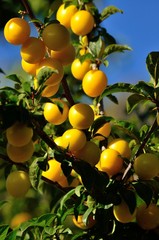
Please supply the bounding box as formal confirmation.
[97,83,135,102]
[6,74,21,84]
[126,93,148,113]
[139,124,149,138]
[79,53,94,62]
[135,81,154,98]
[72,160,109,204]
[88,37,105,58]
[6,229,18,240]
[36,67,58,86]
[133,182,153,206]
[91,116,113,136]
[21,81,31,93]
[107,94,118,104]
[119,188,137,214]
[112,119,139,140]
[0,225,10,240]
[20,213,56,233]
[37,213,56,225]
[52,99,65,114]
[75,185,84,197]
[61,160,72,177]
[103,44,131,58]
[0,87,19,93]
[71,232,87,240]
[100,5,123,21]
[29,156,46,190]
[60,188,75,210]
[0,68,5,74]
[82,207,94,225]
[0,200,7,209]
[47,0,63,18]
[98,82,153,103]
[146,51,159,85]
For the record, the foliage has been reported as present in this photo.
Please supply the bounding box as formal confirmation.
[0,0,159,239]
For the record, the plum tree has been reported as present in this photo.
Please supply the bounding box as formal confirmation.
[0,0,159,239]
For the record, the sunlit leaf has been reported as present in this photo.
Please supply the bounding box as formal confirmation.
[5,229,18,240]
[29,156,46,190]
[126,93,148,113]
[100,5,123,21]
[60,188,75,210]
[98,81,154,103]
[88,37,105,58]
[21,81,31,93]
[36,67,58,86]
[0,225,10,240]
[146,51,159,85]
[103,44,131,58]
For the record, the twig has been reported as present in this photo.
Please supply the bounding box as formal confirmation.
[31,118,58,150]
[122,117,158,180]
[135,118,158,157]
[20,0,42,30]
[61,77,75,106]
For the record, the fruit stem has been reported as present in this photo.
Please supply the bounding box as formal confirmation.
[61,76,75,106]
[20,0,42,30]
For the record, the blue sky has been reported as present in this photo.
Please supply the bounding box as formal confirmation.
[99,0,159,84]
[0,0,159,87]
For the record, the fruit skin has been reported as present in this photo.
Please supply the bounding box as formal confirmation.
[6,121,33,147]
[21,59,39,76]
[51,44,75,66]
[108,138,131,159]
[6,171,31,198]
[72,214,96,229]
[133,153,159,180]
[68,103,94,129]
[94,122,111,140]
[113,199,136,223]
[4,18,30,45]
[43,98,69,125]
[93,115,111,140]
[10,212,32,229]
[82,69,107,97]
[42,23,70,51]
[71,58,91,80]
[74,141,101,166]
[71,10,94,36]
[54,136,65,148]
[36,58,64,86]
[100,148,123,176]
[41,83,60,97]
[42,159,66,183]
[7,140,34,163]
[136,203,159,230]
[56,4,78,28]
[20,37,46,64]
[62,128,87,152]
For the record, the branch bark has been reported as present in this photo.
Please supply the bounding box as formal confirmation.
[20,0,42,30]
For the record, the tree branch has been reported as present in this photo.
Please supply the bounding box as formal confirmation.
[61,77,75,106]
[122,117,158,180]
[20,0,42,30]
